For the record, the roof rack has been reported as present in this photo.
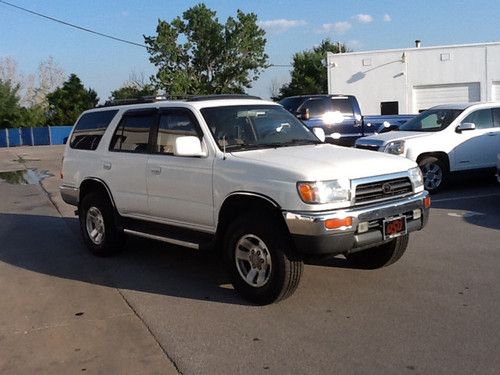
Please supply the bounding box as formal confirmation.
[100,95,168,107]
[186,94,261,102]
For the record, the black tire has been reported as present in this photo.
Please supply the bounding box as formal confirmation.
[418,156,447,193]
[345,234,409,269]
[224,212,303,305]
[79,192,124,257]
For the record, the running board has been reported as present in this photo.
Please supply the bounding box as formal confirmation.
[123,229,200,250]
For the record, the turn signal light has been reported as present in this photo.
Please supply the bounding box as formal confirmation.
[325,217,352,230]
[423,196,431,209]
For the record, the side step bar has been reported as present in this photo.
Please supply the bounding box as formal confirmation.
[123,229,200,250]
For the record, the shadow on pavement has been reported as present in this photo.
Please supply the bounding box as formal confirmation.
[430,173,500,231]
[0,213,252,306]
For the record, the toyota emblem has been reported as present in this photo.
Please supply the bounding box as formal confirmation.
[382,182,393,194]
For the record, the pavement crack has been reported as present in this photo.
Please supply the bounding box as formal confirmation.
[115,289,184,375]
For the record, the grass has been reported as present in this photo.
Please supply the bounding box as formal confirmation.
[0,170,28,184]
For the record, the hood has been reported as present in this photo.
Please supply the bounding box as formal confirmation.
[357,131,434,146]
[230,144,417,181]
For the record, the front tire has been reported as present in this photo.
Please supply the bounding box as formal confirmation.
[79,192,124,257]
[345,234,409,269]
[224,213,303,305]
[419,156,447,193]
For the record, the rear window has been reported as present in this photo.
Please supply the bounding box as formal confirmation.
[70,110,118,150]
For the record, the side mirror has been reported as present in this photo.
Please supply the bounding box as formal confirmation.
[174,136,205,157]
[297,107,310,121]
[312,127,326,142]
[456,122,476,133]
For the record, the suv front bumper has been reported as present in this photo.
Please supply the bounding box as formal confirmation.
[283,191,429,255]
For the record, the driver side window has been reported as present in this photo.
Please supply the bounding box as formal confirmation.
[462,109,494,130]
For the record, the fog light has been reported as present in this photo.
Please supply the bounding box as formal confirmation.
[357,221,369,233]
[325,217,352,230]
[413,209,421,220]
[424,196,431,209]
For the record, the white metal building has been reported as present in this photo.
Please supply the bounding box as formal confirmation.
[327,42,500,115]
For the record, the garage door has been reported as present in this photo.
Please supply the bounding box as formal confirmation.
[492,81,500,102]
[413,82,480,112]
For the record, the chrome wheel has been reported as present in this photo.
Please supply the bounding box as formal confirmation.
[235,234,272,288]
[86,207,105,245]
[422,163,443,191]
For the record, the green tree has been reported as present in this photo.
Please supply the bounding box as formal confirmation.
[144,3,268,96]
[110,83,156,101]
[0,79,23,128]
[276,39,350,100]
[46,74,98,125]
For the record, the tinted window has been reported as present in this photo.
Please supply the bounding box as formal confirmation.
[110,113,155,153]
[279,97,306,113]
[493,108,500,127]
[70,110,118,150]
[155,111,199,154]
[462,109,494,129]
[331,98,354,116]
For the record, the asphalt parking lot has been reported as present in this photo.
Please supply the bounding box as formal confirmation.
[0,146,499,374]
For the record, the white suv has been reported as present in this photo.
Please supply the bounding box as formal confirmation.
[61,95,429,304]
[356,102,500,192]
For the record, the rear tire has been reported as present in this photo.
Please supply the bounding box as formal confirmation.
[345,235,409,269]
[224,212,303,305]
[79,192,124,257]
[418,156,447,193]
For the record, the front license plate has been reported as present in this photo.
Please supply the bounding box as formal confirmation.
[383,216,407,239]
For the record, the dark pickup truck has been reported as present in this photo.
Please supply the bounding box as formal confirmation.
[279,94,414,146]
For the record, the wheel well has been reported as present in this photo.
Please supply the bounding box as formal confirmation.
[79,179,115,209]
[417,152,450,172]
[216,194,286,245]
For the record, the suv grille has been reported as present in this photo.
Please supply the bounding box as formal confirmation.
[356,144,380,151]
[355,177,413,205]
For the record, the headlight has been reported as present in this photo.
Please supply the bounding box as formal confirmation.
[408,167,424,192]
[297,179,350,204]
[384,140,405,155]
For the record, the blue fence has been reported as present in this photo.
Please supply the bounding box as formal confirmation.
[0,126,72,148]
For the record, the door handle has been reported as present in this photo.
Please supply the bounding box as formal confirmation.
[150,166,161,175]
[103,162,112,170]
[487,132,497,136]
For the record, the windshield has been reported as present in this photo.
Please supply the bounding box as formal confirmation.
[201,105,321,151]
[399,109,463,132]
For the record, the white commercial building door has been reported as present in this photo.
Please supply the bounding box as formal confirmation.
[492,82,500,102]
[413,82,480,112]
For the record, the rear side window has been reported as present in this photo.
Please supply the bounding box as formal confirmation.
[331,98,354,116]
[109,113,156,153]
[70,110,118,150]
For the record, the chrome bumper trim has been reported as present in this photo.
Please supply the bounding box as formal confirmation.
[60,185,79,206]
[283,191,429,236]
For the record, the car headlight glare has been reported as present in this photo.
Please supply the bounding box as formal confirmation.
[297,179,350,204]
[408,167,424,192]
[384,140,405,155]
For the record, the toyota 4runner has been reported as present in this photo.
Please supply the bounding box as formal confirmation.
[61,95,430,305]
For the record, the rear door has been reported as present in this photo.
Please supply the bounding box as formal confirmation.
[104,109,156,216]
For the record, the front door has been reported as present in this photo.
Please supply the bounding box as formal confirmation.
[146,108,214,232]
[453,108,500,170]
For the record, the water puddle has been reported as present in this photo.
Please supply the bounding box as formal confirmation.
[0,169,52,185]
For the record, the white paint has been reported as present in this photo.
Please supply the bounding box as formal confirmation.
[327,42,500,114]
[447,212,485,218]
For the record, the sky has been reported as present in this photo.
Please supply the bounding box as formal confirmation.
[1,0,499,102]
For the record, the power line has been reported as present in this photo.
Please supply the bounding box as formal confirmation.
[0,0,147,48]
[0,0,292,67]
